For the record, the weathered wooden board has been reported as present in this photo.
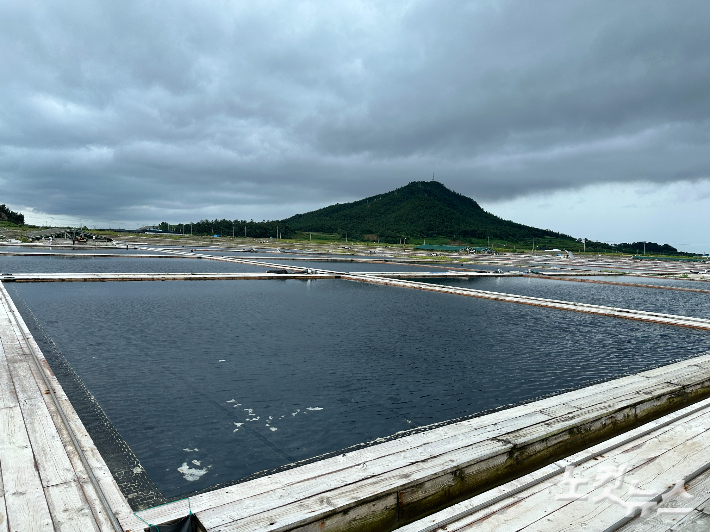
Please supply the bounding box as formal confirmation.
[44,481,100,532]
[0,343,18,412]
[9,359,77,488]
[0,405,54,532]
[617,457,710,531]
[131,410,556,526]
[147,246,710,331]
[1,273,339,282]
[197,439,512,531]
[0,283,131,531]
[516,420,710,532]
[399,400,710,532]
[48,393,133,531]
[139,366,697,524]
[339,275,710,331]
[132,355,710,531]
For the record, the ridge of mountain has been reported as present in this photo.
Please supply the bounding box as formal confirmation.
[282,181,573,242]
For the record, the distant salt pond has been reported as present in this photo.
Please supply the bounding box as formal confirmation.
[0,255,271,273]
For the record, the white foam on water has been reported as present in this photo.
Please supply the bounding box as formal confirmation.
[306,407,323,411]
[182,448,199,452]
[192,460,201,466]
[178,462,208,481]
[269,427,278,431]
[218,359,226,362]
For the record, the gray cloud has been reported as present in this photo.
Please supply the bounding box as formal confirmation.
[2,0,709,227]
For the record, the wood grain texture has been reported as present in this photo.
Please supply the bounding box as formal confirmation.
[0,283,130,531]
[398,400,710,532]
[133,355,710,531]
[44,481,101,532]
[0,405,54,532]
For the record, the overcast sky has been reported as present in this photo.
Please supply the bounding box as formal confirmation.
[2,1,709,251]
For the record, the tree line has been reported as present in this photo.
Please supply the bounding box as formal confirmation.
[0,204,24,225]
[158,219,295,238]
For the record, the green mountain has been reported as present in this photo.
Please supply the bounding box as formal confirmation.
[282,181,573,243]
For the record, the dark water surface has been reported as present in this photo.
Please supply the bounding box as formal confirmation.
[425,276,710,319]
[573,275,710,290]
[0,255,272,274]
[0,246,159,254]
[9,280,710,499]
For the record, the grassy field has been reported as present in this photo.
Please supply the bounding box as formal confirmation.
[1,222,705,260]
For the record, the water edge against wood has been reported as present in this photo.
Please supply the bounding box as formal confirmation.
[9,279,710,499]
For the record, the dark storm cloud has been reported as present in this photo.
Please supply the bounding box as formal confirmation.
[2,0,709,224]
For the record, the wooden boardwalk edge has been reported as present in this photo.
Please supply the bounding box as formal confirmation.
[128,353,710,532]
[4,265,710,532]
[0,283,133,532]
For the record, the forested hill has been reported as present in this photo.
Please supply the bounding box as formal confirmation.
[0,204,24,225]
[282,181,574,242]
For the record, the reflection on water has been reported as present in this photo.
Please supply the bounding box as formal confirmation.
[424,276,710,319]
[10,279,709,498]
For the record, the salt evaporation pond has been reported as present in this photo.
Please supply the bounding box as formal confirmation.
[9,279,710,499]
[0,246,159,254]
[0,255,273,274]
[424,276,710,319]
[571,275,710,290]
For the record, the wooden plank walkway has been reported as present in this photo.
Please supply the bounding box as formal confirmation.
[4,247,710,532]
[341,275,710,332]
[525,274,710,294]
[146,247,710,332]
[0,272,339,282]
[399,395,710,532]
[0,271,499,283]
[121,352,710,532]
[0,253,170,258]
[0,283,133,532]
